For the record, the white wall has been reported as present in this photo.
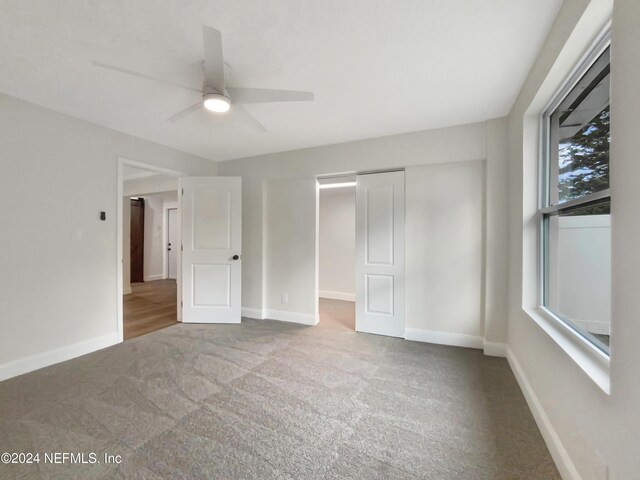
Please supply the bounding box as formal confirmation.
[264,178,318,324]
[505,0,640,478]
[142,196,164,282]
[219,122,488,317]
[484,117,510,346]
[0,93,217,379]
[318,187,355,301]
[405,161,484,339]
[219,121,505,347]
[609,1,640,476]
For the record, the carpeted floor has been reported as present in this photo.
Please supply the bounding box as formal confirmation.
[0,299,559,479]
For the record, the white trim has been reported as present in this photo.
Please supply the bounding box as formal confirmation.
[144,274,164,282]
[123,285,132,295]
[483,341,508,357]
[571,319,610,336]
[265,309,319,326]
[261,182,268,327]
[404,328,484,349]
[318,290,356,302]
[0,333,118,382]
[521,12,612,395]
[314,184,320,331]
[242,307,267,320]
[176,178,183,323]
[506,348,582,480]
[123,170,158,181]
[527,307,610,394]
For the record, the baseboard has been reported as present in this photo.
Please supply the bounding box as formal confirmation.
[144,274,164,282]
[404,328,484,349]
[506,348,581,480]
[266,309,318,326]
[123,285,132,295]
[483,341,508,357]
[0,333,119,383]
[242,307,267,320]
[318,290,356,302]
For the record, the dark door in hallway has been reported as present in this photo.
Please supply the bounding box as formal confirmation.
[130,198,145,283]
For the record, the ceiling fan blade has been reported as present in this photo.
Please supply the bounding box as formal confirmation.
[92,61,202,93]
[203,26,225,94]
[234,105,267,133]
[227,87,314,104]
[167,102,203,123]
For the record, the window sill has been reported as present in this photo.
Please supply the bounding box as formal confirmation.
[523,306,610,394]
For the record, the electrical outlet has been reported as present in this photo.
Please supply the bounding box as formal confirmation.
[281,293,288,305]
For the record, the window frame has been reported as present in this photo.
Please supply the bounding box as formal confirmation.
[538,33,612,356]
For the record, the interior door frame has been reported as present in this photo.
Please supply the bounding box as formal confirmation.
[315,169,404,332]
[116,157,186,343]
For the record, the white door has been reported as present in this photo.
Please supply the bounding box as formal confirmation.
[167,208,178,280]
[355,171,405,337]
[181,177,242,323]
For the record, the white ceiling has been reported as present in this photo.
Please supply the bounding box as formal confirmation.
[0,0,561,162]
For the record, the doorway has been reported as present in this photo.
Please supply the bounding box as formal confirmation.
[117,159,244,343]
[316,171,405,337]
[117,158,185,342]
[124,190,179,339]
[317,177,356,331]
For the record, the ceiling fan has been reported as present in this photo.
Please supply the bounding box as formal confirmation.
[93,26,314,131]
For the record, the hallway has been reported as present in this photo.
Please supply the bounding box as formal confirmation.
[318,298,355,331]
[124,280,178,340]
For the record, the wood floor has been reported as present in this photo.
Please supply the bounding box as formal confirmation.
[124,279,178,340]
[318,297,355,331]
[124,286,354,341]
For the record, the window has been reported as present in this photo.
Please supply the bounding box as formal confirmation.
[541,44,611,355]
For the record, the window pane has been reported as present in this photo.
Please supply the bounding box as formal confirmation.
[549,48,610,204]
[543,200,610,353]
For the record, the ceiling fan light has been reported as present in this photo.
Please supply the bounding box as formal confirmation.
[203,93,231,113]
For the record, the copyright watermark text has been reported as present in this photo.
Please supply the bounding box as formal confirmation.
[1,452,122,465]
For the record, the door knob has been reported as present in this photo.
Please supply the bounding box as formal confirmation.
[232,255,240,260]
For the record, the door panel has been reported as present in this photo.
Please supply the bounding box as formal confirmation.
[193,188,231,250]
[130,198,145,283]
[366,185,394,265]
[192,264,230,306]
[182,177,242,323]
[356,171,405,337]
[366,274,394,315]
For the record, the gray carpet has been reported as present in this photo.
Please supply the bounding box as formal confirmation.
[0,304,559,479]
